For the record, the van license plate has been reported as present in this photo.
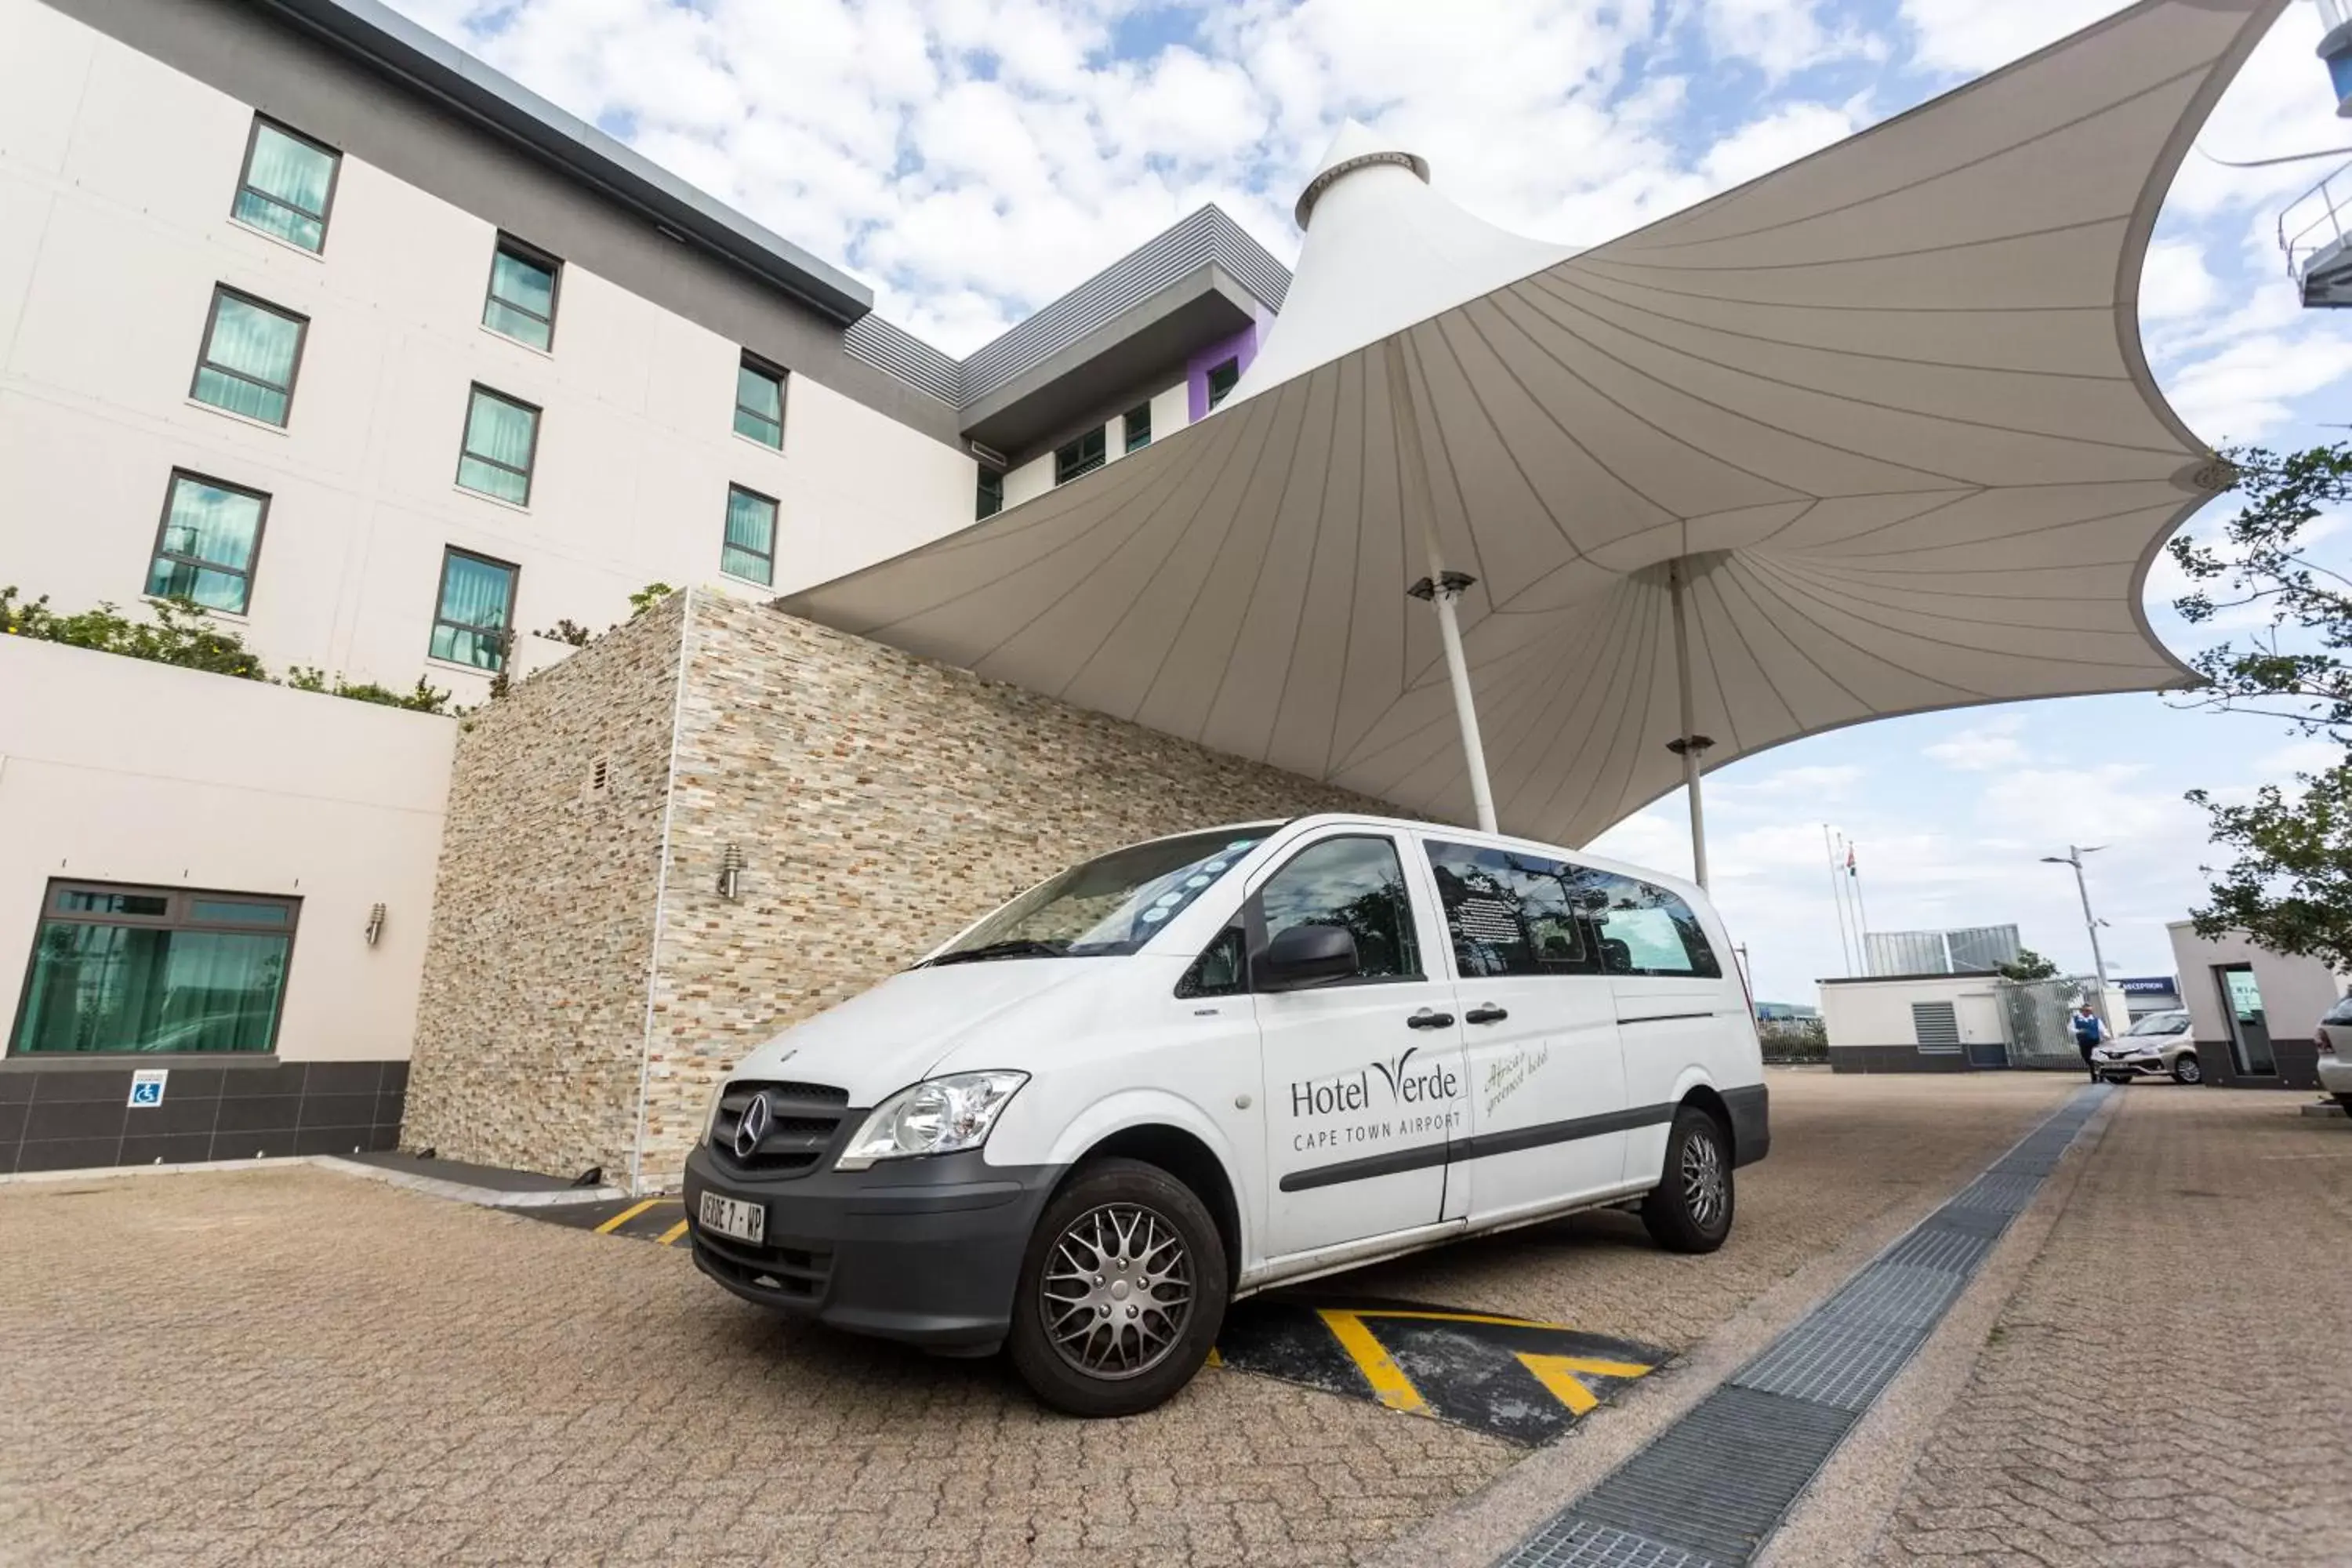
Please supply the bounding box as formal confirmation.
[699,1192,765,1245]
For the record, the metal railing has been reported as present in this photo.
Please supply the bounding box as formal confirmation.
[2280,159,2352,285]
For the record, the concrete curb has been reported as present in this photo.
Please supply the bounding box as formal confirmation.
[2298,1100,2347,1119]
[0,1154,627,1208]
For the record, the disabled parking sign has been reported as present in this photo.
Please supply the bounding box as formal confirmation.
[127,1069,168,1108]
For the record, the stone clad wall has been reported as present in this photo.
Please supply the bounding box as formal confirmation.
[631,594,1397,1189]
[404,592,686,1181]
[406,588,1402,1192]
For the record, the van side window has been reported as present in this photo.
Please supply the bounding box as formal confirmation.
[1588,873,1721,978]
[1255,836,1421,982]
[1424,840,1602,978]
[1177,926,1247,998]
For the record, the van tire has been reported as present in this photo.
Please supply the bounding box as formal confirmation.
[1007,1157,1229,1417]
[1642,1107,1734,1254]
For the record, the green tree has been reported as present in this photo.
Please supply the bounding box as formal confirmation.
[1997,947,2060,982]
[2170,443,2352,967]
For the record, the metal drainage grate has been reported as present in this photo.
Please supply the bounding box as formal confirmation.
[1493,1084,2107,1568]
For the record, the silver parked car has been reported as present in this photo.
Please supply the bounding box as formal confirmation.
[2091,1009,2201,1084]
[2316,995,2352,1113]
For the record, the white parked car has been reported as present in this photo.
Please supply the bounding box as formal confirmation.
[683,813,1769,1416]
[2091,1009,2201,1084]
[2316,994,2352,1112]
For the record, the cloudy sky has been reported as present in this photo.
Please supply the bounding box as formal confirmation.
[388,0,2351,1003]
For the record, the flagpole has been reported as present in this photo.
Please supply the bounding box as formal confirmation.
[1849,843,1872,966]
[1823,824,1854,977]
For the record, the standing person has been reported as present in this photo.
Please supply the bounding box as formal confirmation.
[2071,1000,2110,1082]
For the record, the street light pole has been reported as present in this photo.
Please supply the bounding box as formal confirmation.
[2040,845,2112,1027]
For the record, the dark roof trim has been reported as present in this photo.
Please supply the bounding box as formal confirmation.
[1817,971,2002,985]
[253,0,874,325]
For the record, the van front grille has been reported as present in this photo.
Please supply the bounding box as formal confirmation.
[710,1080,853,1176]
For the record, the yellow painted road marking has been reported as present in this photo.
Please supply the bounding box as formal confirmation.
[1352,1308,1579,1332]
[1515,1352,1657,1414]
[656,1218,691,1247]
[593,1199,662,1235]
[1317,1308,1431,1415]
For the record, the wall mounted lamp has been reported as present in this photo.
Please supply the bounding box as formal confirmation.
[718,844,745,901]
[364,903,387,946]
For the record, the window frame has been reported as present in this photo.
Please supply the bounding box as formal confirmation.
[1243,831,1428,990]
[8,879,302,1058]
[1123,401,1152,452]
[1422,839,1606,981]
[976,466,1005,520]
[481,234,563,351]
[146,468,270,617]
[1206,357,1241,408]
[189,285,309,427]
[230,114,341,254]
[1588,870,1723,980]
[720,482,779,587]
[427,546,520,671]
[734,354,786,449]
[1054,424,1107,485]
[454,383,542,506]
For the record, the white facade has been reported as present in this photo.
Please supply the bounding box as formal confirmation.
[0,0,1287,1171]
[0,0,973,703]
[2168,920,2342,1083]
[1000,383,1192,510]
[1820,976,2010,1057]
[0,636,452,1065]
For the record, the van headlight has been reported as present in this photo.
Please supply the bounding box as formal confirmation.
[836,1071,1029,1170]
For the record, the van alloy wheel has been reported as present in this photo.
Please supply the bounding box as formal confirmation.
[1642,1107,1735,1254]
[1041,1202,1193,1380]
[1682,1126,1728,1231]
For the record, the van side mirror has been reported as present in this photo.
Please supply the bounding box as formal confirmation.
[1257,924,1358,991]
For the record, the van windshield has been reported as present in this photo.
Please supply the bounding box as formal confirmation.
[930,829,1269,964]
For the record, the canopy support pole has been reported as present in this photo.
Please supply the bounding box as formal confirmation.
[1387,336,1497,835]
[1666,558,1715,888]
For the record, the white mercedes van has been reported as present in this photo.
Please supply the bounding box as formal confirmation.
[684,813,1767,1416]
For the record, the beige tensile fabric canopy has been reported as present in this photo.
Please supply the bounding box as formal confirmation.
[787,0,2283,863]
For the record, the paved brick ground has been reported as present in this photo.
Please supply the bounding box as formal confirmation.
[1871,1087,2352,1566]
[0,1071,2070,1568]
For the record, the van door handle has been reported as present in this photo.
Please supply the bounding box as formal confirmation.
[1406,1009,1455,1029]
[1465,1005,1509,1025]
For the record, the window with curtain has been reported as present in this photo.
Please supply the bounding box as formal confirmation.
[232,118,339,252]
[1123,401,1152,452]
[976,467,1004,520]
[428,548,517,669]
[735,357,785,448]
[191,288,306,426]
[147,471,267,615]
[720,485,778,586]
[1055,425,1106,485]
[456,385,539,504]
[9,883,298,1055]
[483,238,560,350]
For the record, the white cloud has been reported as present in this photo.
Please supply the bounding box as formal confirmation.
[1924,720,2027,772]
[1900,0,2128,76]
[2140,239,2221,322]
[2165,332,2352,445]
[1700,102,1861,190]
[1699,0,1886,82]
